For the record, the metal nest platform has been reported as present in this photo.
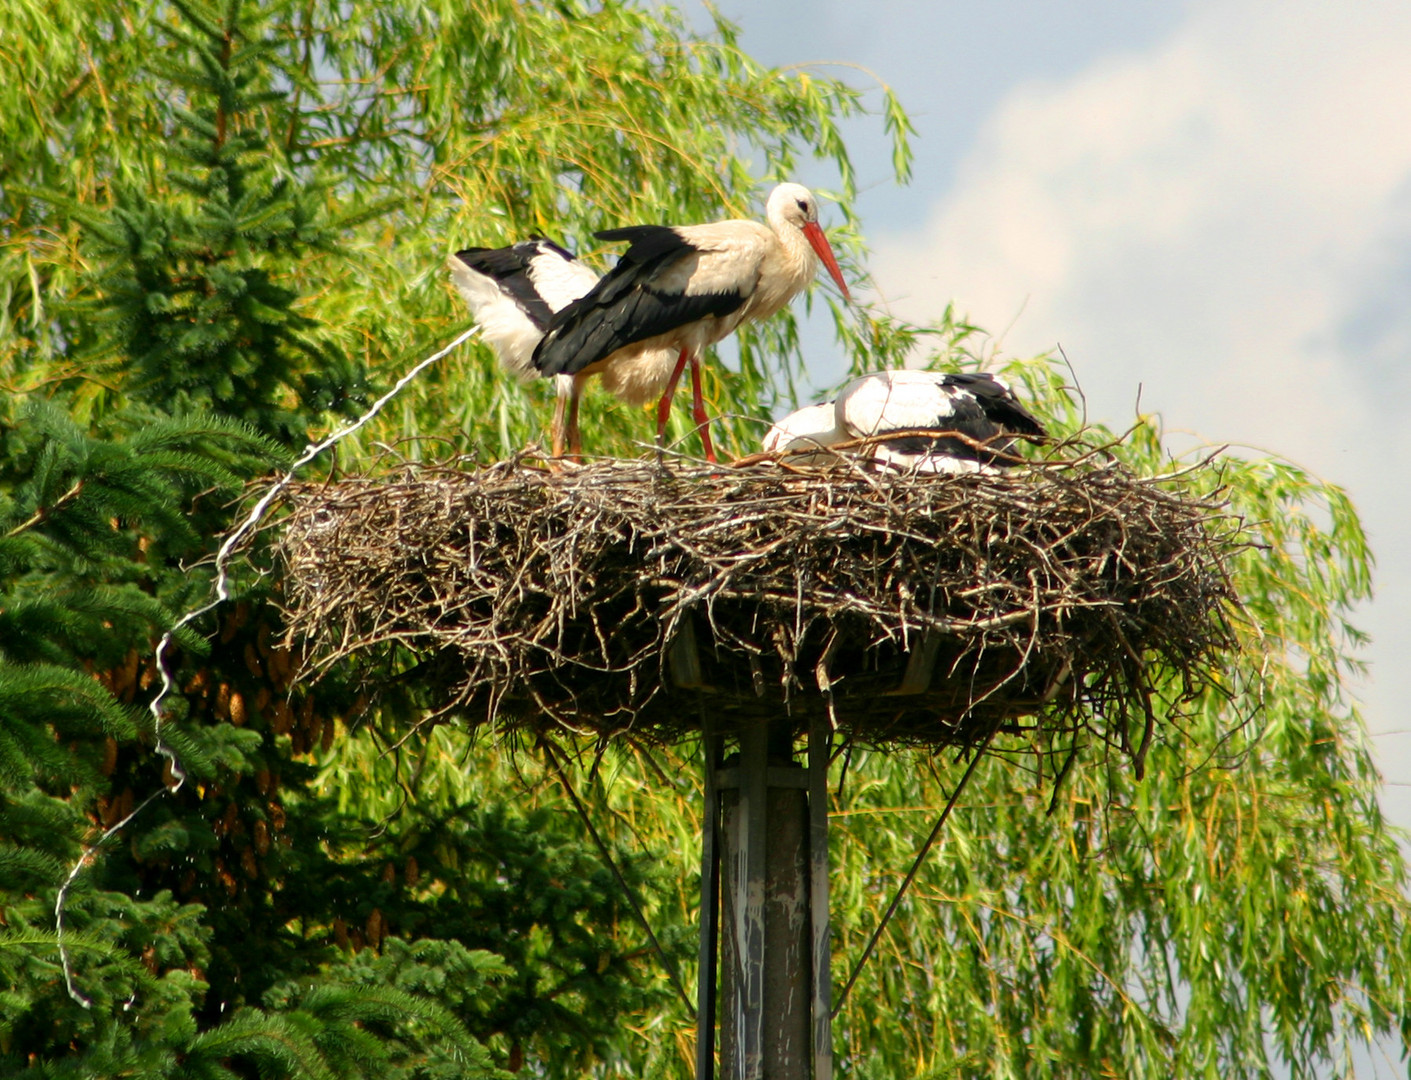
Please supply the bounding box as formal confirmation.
[277,444,1245,769]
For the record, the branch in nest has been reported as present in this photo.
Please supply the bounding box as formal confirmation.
[274,443,1248,771]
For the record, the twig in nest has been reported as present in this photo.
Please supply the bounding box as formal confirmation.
[275,437,1248,770]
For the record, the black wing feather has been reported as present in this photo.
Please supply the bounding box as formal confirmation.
[451,241,566,330]
[941,372,1048,438]
[533,225,745,377]
[881,373,1046,466]
[896,391,1005,463]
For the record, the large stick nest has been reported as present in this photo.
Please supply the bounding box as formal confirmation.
[277,444,1246,766]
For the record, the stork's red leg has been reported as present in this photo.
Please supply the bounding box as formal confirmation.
[656,348,691,452]
[688,354,717,464]
[550,382,569,459]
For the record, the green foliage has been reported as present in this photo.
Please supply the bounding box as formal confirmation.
[35,0,365,438]
[312,733,705,1074]
[1,0,909,1075]
[0,401,276,799]
[2,0,1406,1076]
[1,401,279,565]
[316,334,1410,1078]
[811,337,1407,1079]
[5,0,901,462]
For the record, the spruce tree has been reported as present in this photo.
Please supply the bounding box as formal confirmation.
[61,0,366,441]
[3,2,671,1076]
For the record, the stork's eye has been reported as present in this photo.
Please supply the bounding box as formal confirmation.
[796,199,810,214]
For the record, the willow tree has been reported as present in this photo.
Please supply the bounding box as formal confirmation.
[1,0,902,1075]
[816,347,1406,1080]
[2,0,1407,1079]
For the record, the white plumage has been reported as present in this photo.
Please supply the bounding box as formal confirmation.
[760,402,838,462]
[446,239,678,456]
[447,239,596,379]
[763,369,1047,473]
[533,183,851,461]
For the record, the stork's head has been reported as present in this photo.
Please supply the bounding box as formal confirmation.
[767,183,852,302]
[769,182,821,228]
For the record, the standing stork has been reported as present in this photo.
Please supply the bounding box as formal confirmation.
[763,369,1047,473]
[446,239,678,457]
[533,183,852,463]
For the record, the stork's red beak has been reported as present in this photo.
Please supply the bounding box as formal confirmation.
[802,220,851,302]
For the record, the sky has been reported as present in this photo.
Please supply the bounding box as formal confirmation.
[690,0,1411,838]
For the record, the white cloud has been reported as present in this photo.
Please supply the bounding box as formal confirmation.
[873,0,1411,453]
[870,0,1411,779]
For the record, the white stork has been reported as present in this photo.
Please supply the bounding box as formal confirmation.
[532,183,851,463]
[763,369,1047,473]
[446,239,677,457]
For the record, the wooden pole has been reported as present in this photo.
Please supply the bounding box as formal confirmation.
[723,719,767,1077]
[718,717,811,1079]
[696,715,722,1080]
[808,715,833,1080]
